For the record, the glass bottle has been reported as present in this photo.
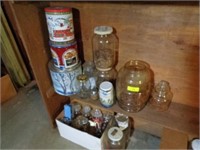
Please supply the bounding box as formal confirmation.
[72,103,81,118]
[82,105,91,119]
[90,108,103,137]
[92,26,118,70]
[75,74,91,99]
[116,60,153,112]
[149,80,173,111]
[95,68,117,89]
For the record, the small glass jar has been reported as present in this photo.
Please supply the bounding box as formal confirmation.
[92,26,118,70]
[115,113,131,145]
[75,74,91,99]
[99,81,114,108]
[105,127,126,149]
[82,105,91,119]
[116,60,153,112]
[149,80,173,111]
[72,115,89,132]
[95,68,117,88]
[72,103,81,118]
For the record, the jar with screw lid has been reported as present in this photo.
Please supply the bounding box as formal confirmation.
[75,74,91,99]
[92,26,118,70]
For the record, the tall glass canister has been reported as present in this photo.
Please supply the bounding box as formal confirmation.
[92,26,118,71]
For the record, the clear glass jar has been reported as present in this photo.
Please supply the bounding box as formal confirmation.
[75,74,91,99]
[92,26,118,70]
[95,68,117,88]
[115,113,131,145]
[149,80,173,111]
[116,60,153,112]
[105,127,126,149]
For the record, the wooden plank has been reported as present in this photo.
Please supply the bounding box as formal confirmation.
[0,7,30,87]
[50,2,199,108]
[70,96,199,140]
[160,128,188,149]
[0,74,17,103]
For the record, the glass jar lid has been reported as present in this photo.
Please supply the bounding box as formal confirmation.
[108,127,123,141]
[94,26,113,35]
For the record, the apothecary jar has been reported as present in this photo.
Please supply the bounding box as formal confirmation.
[116,60,153,112]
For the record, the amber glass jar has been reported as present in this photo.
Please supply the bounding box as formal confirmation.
[116,60,152,112]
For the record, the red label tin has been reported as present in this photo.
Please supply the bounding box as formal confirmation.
[49,40,79,69]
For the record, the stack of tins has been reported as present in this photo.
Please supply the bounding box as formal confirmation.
[45,7,82,96]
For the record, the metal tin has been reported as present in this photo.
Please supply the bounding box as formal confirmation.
[49,40,79,69]
[48,60,82,96]
[45,7,74,42]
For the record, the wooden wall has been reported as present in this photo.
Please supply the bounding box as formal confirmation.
[50,2,199,108]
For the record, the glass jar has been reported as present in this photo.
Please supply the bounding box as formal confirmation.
[72,103,81,118]
[116,60,152,112]
[149,80,173,111]
[105,127,126,149]
[115,113,131,145]
[75,74,91,99]
[92,26,118,70]
[95,68,117,89]
[99,81,114,108]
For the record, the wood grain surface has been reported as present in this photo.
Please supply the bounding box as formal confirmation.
[50,2,199,108]
[3,2,199,128]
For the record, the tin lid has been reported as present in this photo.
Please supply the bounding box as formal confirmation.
[94,26,113,35]
[49,40,76,48]
[108,127,123,142]
[100,81,113,91]
[77,74,88,82]
[45,7,72,13]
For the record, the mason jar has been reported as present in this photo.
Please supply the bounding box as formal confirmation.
[92,26,118,70]
[116,60,153,112]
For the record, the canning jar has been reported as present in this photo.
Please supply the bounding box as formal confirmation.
[149,80,173,111]
[75,74,91,99]
[92,26,118,70]
[116,60,152,112]
[104,127,126,149]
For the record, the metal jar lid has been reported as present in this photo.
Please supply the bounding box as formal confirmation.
[48,59,81,72]
[45,7,72,13]
[108,127,123,142]
[49,39,77,48]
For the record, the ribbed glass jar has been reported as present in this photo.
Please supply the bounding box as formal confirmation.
[116,60,152,112]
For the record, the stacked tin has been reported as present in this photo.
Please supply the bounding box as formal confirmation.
[45,7,81,96]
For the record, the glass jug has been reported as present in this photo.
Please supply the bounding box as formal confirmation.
[116,60,153,112]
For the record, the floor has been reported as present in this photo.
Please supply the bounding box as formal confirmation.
[1,82,160,149]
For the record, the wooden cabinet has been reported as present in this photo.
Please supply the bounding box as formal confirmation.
[3,1,199,140]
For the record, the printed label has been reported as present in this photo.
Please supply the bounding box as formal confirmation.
[127,86,140,92]
[99,88,114,107]
[46,13,74,41]
[51,50,60,67]
[62,49,78,68]
[49,65,81,96]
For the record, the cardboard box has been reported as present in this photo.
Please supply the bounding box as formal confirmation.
[56,106,114,150]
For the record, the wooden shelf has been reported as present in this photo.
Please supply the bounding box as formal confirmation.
[70,95,199,140]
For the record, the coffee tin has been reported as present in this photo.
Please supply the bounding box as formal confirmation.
[49,40,79,70]
[48,60,82,96]
[45,7,74,42]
